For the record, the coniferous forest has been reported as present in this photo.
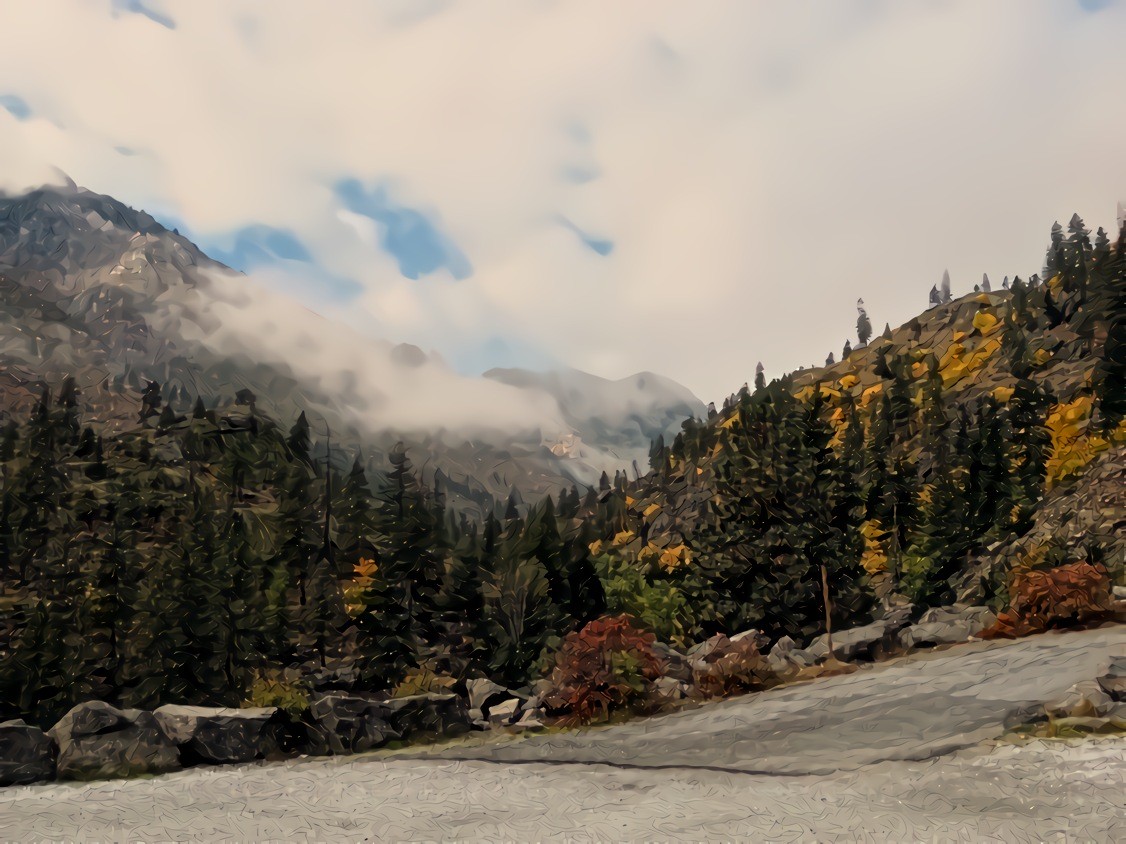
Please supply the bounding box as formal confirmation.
[0,215,1123,731]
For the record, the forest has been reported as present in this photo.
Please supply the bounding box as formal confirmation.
[0,214,1122,729]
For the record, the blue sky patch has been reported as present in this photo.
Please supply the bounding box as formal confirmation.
[0,94,31,121]
[335,178,472,280]
[113,0,176,29]
[203,224,314,268]
[559,217,614,257]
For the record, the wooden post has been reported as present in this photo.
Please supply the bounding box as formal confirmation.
[821,562,835,660]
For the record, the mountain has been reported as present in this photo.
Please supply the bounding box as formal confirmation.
[0,183,704,512]
[483,367,704,468]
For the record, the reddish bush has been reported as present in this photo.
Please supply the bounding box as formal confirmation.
[544,615,665,725]
[690,634,776,699]
[981,561,1115,639]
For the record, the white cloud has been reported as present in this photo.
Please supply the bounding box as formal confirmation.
[0,0,1124,405]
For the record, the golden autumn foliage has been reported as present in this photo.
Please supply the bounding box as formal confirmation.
[657,543,692,573]
[859,520,889,574]
[343,557,379,616]
[1045,396,1107,489]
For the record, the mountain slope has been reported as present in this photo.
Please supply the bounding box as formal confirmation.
[586,216,1124,645]
[0,183,703,511]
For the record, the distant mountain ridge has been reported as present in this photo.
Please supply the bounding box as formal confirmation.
[0,183,705,512]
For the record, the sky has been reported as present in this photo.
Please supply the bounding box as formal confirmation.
[1,0,1124,406]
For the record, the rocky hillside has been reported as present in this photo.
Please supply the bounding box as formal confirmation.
[586,214,1124,646]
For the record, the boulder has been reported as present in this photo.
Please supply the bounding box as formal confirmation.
[730,629,770,650]
[466,678,510,714]
[899,606,998,649]
[383,693,471,739]
[805,620,890,663]
[49,701,180,781]
[1096,655,1126,702]
[0,720,56,786]
[652,642,693,683]
[306,693,399,755]
[486,698,520,727]
[767,636,801,674]
[654,676,688,701]
[513,708,545,730]
[1045,680,1114,719]
[154,705,277,764]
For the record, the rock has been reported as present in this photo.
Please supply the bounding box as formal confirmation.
[0,719,56,785]
[652,642,693,683]
[1050,715,1122,735]
[49,701,180,781]
[805,621,890,663]
[730,629,770,650]
[154,705,277,764]
[306,693,399,755]
[655,676,688,701]
[1045,681,1114,719]
[1002,704,1049,732]
[466,678,511,714]
[876,600,915,632]
[898,605,997,649]
[767,636,801,674]
[1096,655,1126,702]
[512,708,545,731]
[487,698,521,727]
[384,693,472,738]
[520,694,544,712]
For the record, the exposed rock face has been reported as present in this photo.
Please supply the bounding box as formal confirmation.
[154,705,278,764]
[48,701,180,781]
[383,693,472,739]
[957,450,1126,605]
[0,720,56,785]
[306,693,399,755]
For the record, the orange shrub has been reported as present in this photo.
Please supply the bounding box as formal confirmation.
[981,561,1114,639]
[544,615,665,725]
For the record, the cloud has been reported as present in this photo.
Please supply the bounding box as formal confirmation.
[0,0,1123,405]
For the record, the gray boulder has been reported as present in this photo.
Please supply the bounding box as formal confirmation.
[805,620,891,663]
[513,708,545,730]
[1096,655,1126,702]
[1045,681,1114,719]
[730,629,770,650]
[465,678,520,721]
[767,636,801,674]
[154,705,277,764]
[0,719,56,785]
[49,701,180,781]
[306,693,399,755]
[652,642,693,683]
[898,605,997,649]
[486,698,521,727]
[383,693,471,739]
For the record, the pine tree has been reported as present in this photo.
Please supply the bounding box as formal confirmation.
[754,362,766,393]
[856,299,872,346]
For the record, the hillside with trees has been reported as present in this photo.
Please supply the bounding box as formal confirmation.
[0,212,1122,735]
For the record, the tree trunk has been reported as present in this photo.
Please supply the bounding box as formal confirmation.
[820,562,835,659]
